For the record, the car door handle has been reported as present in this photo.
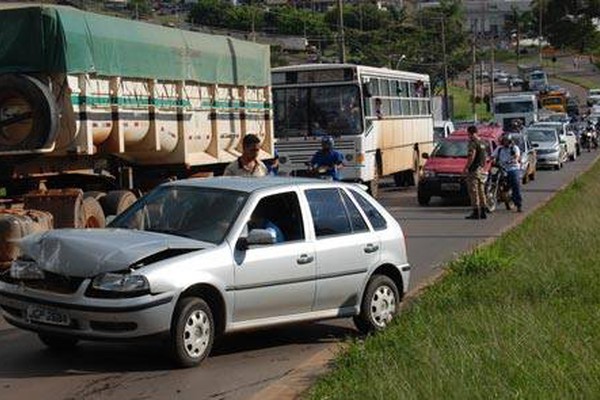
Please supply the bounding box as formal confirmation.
[296,254,314,265]
[363,244,380,254]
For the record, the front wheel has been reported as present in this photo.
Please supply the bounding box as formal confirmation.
[417,189,431,206]
[485,179,498,212]
[170,297,214,368]
[354,275,400,334]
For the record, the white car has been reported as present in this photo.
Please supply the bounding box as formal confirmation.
[0,177,410,367]
[587,88,600,107]
[534,122,578,161]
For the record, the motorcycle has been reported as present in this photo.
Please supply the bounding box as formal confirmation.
[296,162,335,181]
[581,127,597,152]
[485,165,513,212]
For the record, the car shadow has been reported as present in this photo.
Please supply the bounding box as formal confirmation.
[0,320,357,378]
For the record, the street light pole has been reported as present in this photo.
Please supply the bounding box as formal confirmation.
[337,0,346,63]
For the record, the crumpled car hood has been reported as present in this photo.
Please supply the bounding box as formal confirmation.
[17,229,208,278]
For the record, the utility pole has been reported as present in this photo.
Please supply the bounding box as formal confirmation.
[490,35,495,107]
[337,0,346,63]
[471,38,477,120]
[441,15,449,120]
[538,0,543,65]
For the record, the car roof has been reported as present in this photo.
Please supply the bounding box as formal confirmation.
[162,176,352,194]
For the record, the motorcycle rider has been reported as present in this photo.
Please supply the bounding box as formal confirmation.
[492,134,523,212]
[463,125,488,220]
[309,136,344,181]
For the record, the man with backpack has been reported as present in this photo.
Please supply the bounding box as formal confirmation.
[492,134,523,212]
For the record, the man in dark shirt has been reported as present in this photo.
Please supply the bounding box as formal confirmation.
[463,125,488,219]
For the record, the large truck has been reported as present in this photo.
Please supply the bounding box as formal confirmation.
[493,93,539,130]
[0,5,272,224]
[517,64,547,92]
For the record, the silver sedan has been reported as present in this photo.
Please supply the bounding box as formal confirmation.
[0,177,410,367]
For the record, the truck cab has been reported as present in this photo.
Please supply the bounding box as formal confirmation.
[493,93,538,131]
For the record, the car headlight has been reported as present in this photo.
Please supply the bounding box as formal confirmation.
[88,273,150,298]
[423,170,436,178]
[10,258,44,280]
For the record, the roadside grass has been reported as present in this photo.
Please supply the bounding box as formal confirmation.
[553,74,599,91]
[308,161,600,399]
[449,85,492,122]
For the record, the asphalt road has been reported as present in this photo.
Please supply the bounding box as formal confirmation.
[0,148,598,400]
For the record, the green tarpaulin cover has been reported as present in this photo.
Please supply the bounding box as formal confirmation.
[0,4,270,87]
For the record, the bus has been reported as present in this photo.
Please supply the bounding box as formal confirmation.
[272,64,434,196]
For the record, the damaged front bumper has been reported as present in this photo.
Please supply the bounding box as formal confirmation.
[0,280,176,340]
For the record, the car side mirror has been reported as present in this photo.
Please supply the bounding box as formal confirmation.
[236,229,276,251]
[422,152,429,159]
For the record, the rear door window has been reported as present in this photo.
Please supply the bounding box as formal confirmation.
[305,188,352,238]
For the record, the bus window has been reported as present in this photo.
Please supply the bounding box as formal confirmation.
[381,79,390,97]
[392,99,401,116]
[401,81,409,97]
[401,99,410,116]
[369,79,380,97]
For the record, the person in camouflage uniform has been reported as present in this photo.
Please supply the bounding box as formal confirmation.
[463,125,488,220]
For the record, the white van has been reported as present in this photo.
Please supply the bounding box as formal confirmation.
[493,93,539,130]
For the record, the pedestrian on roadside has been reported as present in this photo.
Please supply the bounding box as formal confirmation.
[224,134,268,177]
[492,134,523,212]
[463,125,488,220]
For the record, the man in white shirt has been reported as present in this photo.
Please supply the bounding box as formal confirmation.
[492,134,523,212]
[224,134,268,177]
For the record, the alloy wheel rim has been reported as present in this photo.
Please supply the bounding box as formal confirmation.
[370,285,396,328]
[183,309,211,359]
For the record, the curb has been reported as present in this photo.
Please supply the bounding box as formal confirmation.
[250,153,600,400]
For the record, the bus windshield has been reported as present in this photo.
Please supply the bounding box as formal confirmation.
[273,85,363,138]
[494,101,534,113]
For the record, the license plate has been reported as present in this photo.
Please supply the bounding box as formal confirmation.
[441,183,461,191]
[27,306,70,326]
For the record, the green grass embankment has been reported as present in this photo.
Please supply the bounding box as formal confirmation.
[449,85,492,122]
[309,160,600,399]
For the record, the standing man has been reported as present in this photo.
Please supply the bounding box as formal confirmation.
[224,134,268,177]
[463,125,488,220]
[492,134,523,212]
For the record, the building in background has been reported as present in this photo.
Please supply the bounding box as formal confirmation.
[408,0,530,37]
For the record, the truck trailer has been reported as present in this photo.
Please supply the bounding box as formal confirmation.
[0,4,273,264]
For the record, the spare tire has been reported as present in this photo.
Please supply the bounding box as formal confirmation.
[100,190,137,217]
[0,74,59,152]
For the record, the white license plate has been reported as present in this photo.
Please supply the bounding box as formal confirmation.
[441,183,461,191]
[27,306,70,326]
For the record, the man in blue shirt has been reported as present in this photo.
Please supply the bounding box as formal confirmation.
[310,136,344,181]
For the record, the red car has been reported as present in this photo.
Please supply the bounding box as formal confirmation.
[417,126,502,206]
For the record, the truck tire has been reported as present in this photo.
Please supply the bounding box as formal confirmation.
[100,190,137,217]
[82,196,106,228]
[0,74,59,152]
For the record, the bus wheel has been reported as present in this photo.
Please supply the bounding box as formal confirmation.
[368,170,380,198]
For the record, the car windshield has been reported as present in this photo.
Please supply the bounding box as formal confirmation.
[512,135,526,151]
[527,129,556,142]
[494,101,534,113]
[109,186,248,244]
[531,72,545,80]
[431,139,469,157]
[433,127,445,141]
[273,85,363,138]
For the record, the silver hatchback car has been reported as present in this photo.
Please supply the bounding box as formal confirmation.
[0,177,410,367]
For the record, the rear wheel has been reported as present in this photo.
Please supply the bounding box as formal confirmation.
[354,275,400,334]
[170,297,214,368]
